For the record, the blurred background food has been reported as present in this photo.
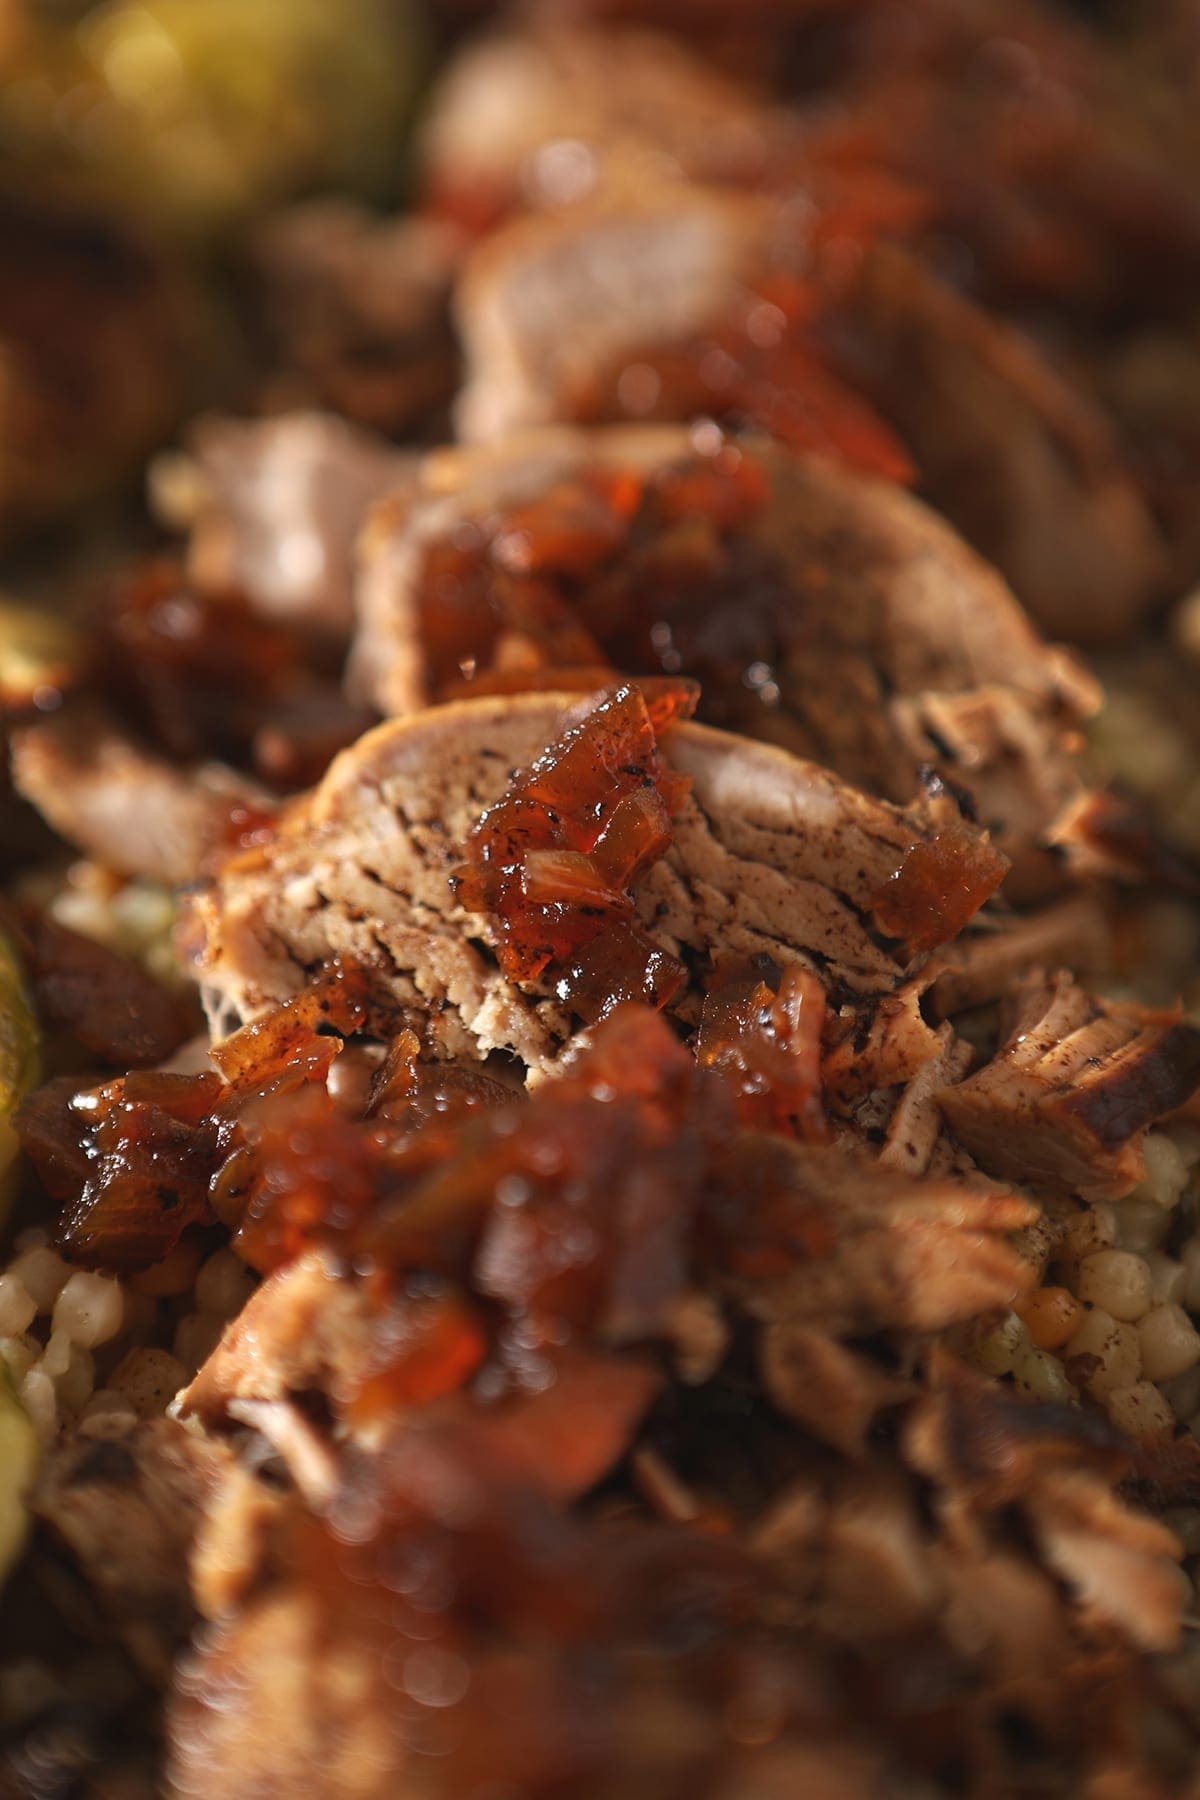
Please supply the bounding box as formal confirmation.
[0,0,429,548]
[0,0,425,232]
[2,6,1200,1795]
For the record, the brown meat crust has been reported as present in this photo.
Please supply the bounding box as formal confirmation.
[826,243,1166,645]
[938,971,1200,1200]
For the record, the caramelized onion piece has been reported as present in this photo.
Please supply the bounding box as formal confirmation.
[209,960,370,1101]
[871,821,1008,954]
[415,443,779,723]
[93,559,367,791]
[235,1006,706,1351]
[17,967,370,1273]
[52,1071,224,1272]
[567,273,914,483]
[453,681,695,1020]
[697,958,829,1141]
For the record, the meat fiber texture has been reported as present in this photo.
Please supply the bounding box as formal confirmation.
[351,425,1098,887]
[186,690,999,1066]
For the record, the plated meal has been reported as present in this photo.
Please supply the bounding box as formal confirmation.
[4,1,1200,1794]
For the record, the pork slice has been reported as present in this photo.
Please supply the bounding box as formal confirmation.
[186,691,999,1065]
[9,708,274,887]
[905,1357,1185,1656]
[451,174,1162,649]
[151,411,416,635]
[759,1325,912,1460]
[938,971,1200,1200]
[351,425,1097,878]
[815,1465,941,1641]
[749,450,1094,710]
[826,244,1166,646]
[419,20,777,227]
[1023,1466,1186,1654]
[823,979,945,1107]
[927,892,1112,1018]
[933,1539,1089,1730]
[875,1024,974,1180]
[180,1252,375,1429]
[723,1137,1037,1338]
[164,1443,392,1796]
[174,1598,395,1799]
[30,1418,230,1685]
[454,189,771,442]
[887,683,1093,900]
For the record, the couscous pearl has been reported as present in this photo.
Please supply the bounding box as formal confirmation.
[54,1344,96,1416]
[1060,1203,1118,1265]
[194,1251,256,1320]
[17,1368,57,1442]
[39,1333,72,1381]
[1103,1380,1177,1438]
[0,1336,37,1387]
[1076,1249,1154,1322]
[1011,1344,1075,1403]
[1136,1132,1189,1210]
[1018,1286,1082,1351]
[52,1272,125,1350]
[1066,1308,1142,1396]
[173,1312,225,1375]
[1114,1199,1171,1255]
[1137,1304,1200,1383]
[1146,1253,1187,1309]
[109,1349,189,1419]
[0,1276,37,1339]
[9,1246,70,1315]
[975,1311,1031,1377]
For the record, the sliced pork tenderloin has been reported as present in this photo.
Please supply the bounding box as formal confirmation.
[453,190,1161,643]
[350,425,1097,887]
[9,707,275,888]
[150,411,415,636]
[418,19,779,232]
[937,970,1200,1200]
[824,243,1166,645]
[186,688,1007,1064]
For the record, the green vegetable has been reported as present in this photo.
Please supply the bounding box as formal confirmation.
[0,1362,38,1588]
[1,0,426,235]
[0,933,41,1585]
[0,600,83,711]
[0,925,40,1222]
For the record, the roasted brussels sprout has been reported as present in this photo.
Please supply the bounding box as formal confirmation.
[0,923,39,1222]
[0,600,84,711]
[0,1363,37,1587]
[0,927,39,1112]
[1,0,425,233]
